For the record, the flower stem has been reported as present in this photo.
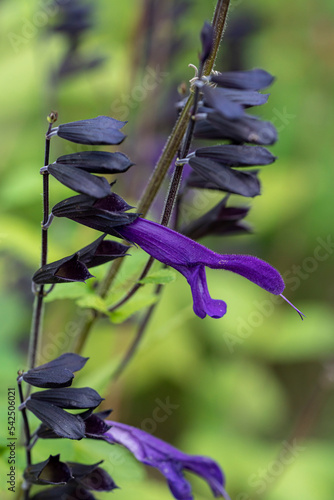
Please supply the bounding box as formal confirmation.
[74,0,231,354]
[27,117,54,370]
[204,0,230,75]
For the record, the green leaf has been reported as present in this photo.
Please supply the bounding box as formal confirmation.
[139,268,176,285]
[44,282,89,303]
[76,294,109,314]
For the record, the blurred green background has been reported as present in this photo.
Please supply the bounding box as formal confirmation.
[1,0,334,499]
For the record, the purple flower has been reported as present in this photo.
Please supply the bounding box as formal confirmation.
[103,420,230,500]
[116,218,304,319]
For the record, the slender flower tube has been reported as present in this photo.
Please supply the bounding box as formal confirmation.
[116,218,303,319]
[103,420,230,500]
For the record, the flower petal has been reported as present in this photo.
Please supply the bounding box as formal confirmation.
[117,218,285,318]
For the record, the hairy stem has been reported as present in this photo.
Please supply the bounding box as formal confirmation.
[204,0,230,75]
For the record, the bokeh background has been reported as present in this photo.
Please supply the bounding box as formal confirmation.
[1,0,334,499]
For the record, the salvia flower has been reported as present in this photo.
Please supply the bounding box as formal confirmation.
[116,218,303,319]
[102,420,230,500]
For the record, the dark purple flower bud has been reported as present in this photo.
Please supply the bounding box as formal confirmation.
[25,399,85,439]
[195,113,277,145]
[52,192,138,235]
[214,87,270,107]
[210,68,274,90]
[32,254,94,285]
[84,410,113,438]
[188,156,261,197]
[202,85,244,119]
[194,144,276,167]
[49,116,127,145]
[30,387,103,410]
[200,21,214,63]
[24,455,72,485]
[182,196,251,240]
[47,163,111,198]
[55,151,134,174]
[68,461,118,491]
[78,234,129,268]
[115,218,304,319]
[102,420,230,500]
[21,353,88,389]
[36,409,112,440]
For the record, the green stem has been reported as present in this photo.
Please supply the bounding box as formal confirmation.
[112,285,162,381]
